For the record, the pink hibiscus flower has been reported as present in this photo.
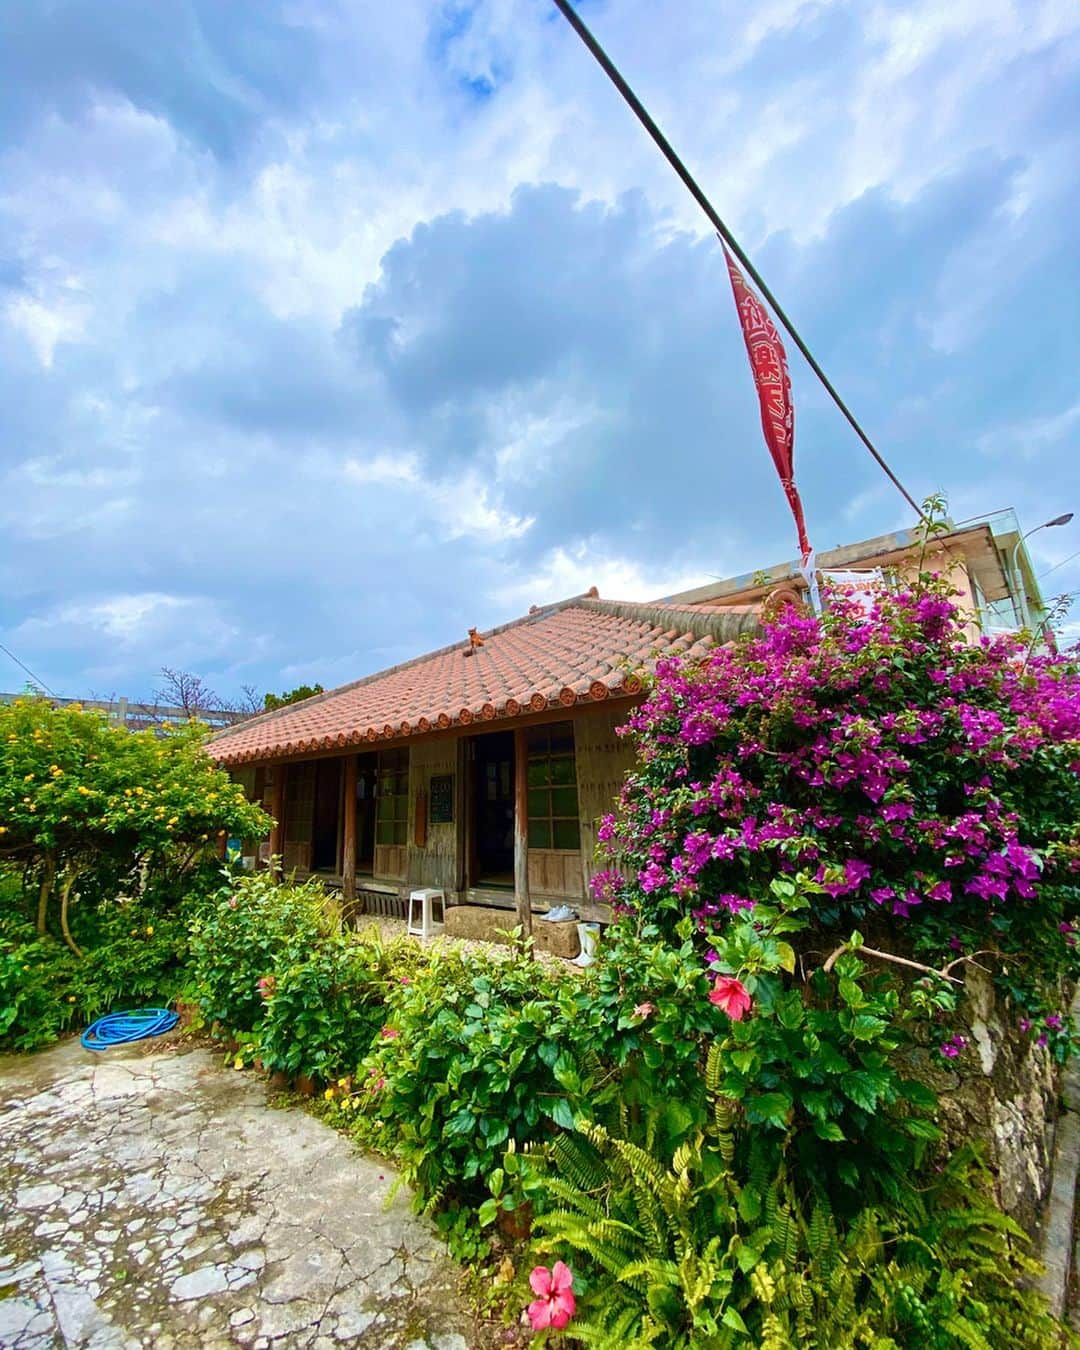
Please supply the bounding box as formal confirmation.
[709,975,752,1021]
[527,1261,575,1331]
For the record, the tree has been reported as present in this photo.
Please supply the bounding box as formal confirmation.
[0,699,268,956]
[155,667,222,718]
[263,683,324,711]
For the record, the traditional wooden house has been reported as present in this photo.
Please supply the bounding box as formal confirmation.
[209,511,1042,936]
[210,594,760,930]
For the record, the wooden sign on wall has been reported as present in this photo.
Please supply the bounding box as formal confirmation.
[429,774,454,825]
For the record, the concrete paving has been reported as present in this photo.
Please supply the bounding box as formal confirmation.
[0,1036,476,1348]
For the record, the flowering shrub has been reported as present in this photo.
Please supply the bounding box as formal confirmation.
[188,871,339,1031]
[0,698,266,961]
[352,945,594,1217]
[597,574,1080,1027]
[257,938,411,1081]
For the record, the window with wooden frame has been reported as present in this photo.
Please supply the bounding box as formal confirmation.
[526,723,580,850]
[376,748,410,846]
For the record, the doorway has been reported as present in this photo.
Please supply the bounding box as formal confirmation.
[472,730,515,887]
[312,758,341,872]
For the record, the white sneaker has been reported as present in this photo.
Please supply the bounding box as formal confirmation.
[543,905,576,922]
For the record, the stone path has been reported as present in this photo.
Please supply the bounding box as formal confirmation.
[0,1037,476,1348]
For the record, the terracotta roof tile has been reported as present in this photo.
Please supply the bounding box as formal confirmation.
[210,596,761,765]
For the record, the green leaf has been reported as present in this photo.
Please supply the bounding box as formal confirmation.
[730,1049,757,1074]
[746,1091,793,1128]
[722,1306,749,1334]
[840,1070,880,1111]
[545,1096,575,1130]
[838,978,864,1008]
[775,991,805,1030]
[903,1118,941,1141]
[445,1108,477,1136]
[812,1119,846,1142]
[775,941,796,974]
[850,1013,887,1041]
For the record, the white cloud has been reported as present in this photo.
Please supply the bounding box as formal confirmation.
[491,541,709,612]
[5,294,90,367]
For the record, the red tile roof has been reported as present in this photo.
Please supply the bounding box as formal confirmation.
[210,596,761,765]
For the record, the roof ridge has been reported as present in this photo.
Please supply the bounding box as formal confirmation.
[577,598,761,645]
[210,588,605,745]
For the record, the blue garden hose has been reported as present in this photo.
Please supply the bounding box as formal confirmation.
[80,1008,179,1051]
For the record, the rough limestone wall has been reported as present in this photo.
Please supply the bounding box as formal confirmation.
[905,967,1060,1238]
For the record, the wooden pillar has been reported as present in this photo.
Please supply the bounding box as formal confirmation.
[513,727,532,943]
[342,755,357,904]
[268,764,285,878]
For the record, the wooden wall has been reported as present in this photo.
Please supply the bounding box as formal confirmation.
[404,737,459,890]
[283,761,315,873]
[241,702,640,903]
[575,704,640,895]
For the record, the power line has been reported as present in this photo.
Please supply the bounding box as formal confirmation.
[0,640,60,699]
[548,0,927,522]
[1038,548,1080,581]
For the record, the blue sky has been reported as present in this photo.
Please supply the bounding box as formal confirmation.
[1,0,1078,703]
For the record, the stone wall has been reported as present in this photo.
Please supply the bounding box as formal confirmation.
[909,967,1061,1238]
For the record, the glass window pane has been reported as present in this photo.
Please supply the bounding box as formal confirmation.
[528,788,550,818]
[527,759,550,786]
[552,786,578,817]
[549,755,575,785]
[528,820,552,848]
[553,819,580,850]
[376,821,394,845]
[394,820,407,845]
[549,726,574,754]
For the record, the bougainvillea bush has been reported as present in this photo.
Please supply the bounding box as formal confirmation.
[594,576,1080,1043]
[509,573,1079,1344]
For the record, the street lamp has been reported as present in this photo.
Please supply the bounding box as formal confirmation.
[1010,512,1074,629]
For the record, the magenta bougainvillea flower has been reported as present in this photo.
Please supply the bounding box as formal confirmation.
[633,1001,655,1019]
[591,574,1080,1022]
[709,976,752,1021]
[256,974,275,1000]
[527,1261,575,1330]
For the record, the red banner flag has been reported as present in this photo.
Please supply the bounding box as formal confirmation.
[722,244,811,562]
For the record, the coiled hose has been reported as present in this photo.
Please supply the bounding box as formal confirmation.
[80,1007,179,1051]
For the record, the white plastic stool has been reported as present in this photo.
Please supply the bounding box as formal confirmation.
[407,887,446,939]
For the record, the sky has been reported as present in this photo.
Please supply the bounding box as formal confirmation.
[1,0,1078,704]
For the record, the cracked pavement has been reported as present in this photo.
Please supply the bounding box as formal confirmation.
[0,1037,476,1348]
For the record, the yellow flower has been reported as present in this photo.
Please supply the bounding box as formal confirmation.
[324,1087,335,1100]
[67,996,76,1004]
[167,815,178,825]
[145,926,154,936]
[23,772,33,781]
[77,786,91,795]
[0,826,6,835]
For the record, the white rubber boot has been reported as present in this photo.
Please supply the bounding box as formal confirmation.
[573,922,600,968]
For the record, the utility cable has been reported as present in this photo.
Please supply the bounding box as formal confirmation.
[0,640,59,699]
[549,0,927,522]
